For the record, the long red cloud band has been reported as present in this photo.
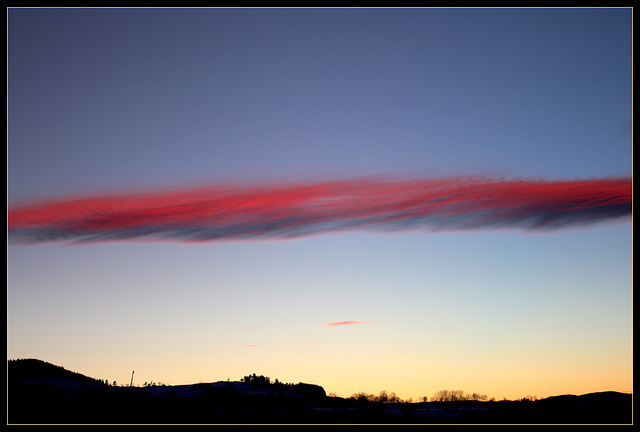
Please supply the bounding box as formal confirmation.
[7,175,632,244]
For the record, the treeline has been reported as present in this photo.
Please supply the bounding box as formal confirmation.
[348,389,492,404]
[430,389,490,402]
[349,390,403,404]
[239,373,495,404]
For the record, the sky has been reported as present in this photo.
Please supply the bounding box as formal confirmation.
[7,7,632,402]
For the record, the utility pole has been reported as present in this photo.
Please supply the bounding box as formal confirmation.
[130,370,135,387]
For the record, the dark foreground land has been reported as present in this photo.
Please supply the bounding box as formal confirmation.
[8,359,632,424]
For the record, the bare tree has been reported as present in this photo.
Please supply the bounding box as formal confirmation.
[377,390,389,403]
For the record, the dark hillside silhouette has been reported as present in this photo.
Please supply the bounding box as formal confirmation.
[9,358,105,384]
[7,359,632,424]
[241,373,326,399]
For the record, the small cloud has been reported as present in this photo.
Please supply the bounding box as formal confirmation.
[321,320,378,327]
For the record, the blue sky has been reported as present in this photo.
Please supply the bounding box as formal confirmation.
[7,8,632,401]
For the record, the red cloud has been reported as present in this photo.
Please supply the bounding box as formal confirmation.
[8,175,631,245]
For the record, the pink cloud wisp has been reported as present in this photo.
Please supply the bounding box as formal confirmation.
[322,320,378,327]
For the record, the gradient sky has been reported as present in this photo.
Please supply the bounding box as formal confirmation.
[7,8,632,402]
